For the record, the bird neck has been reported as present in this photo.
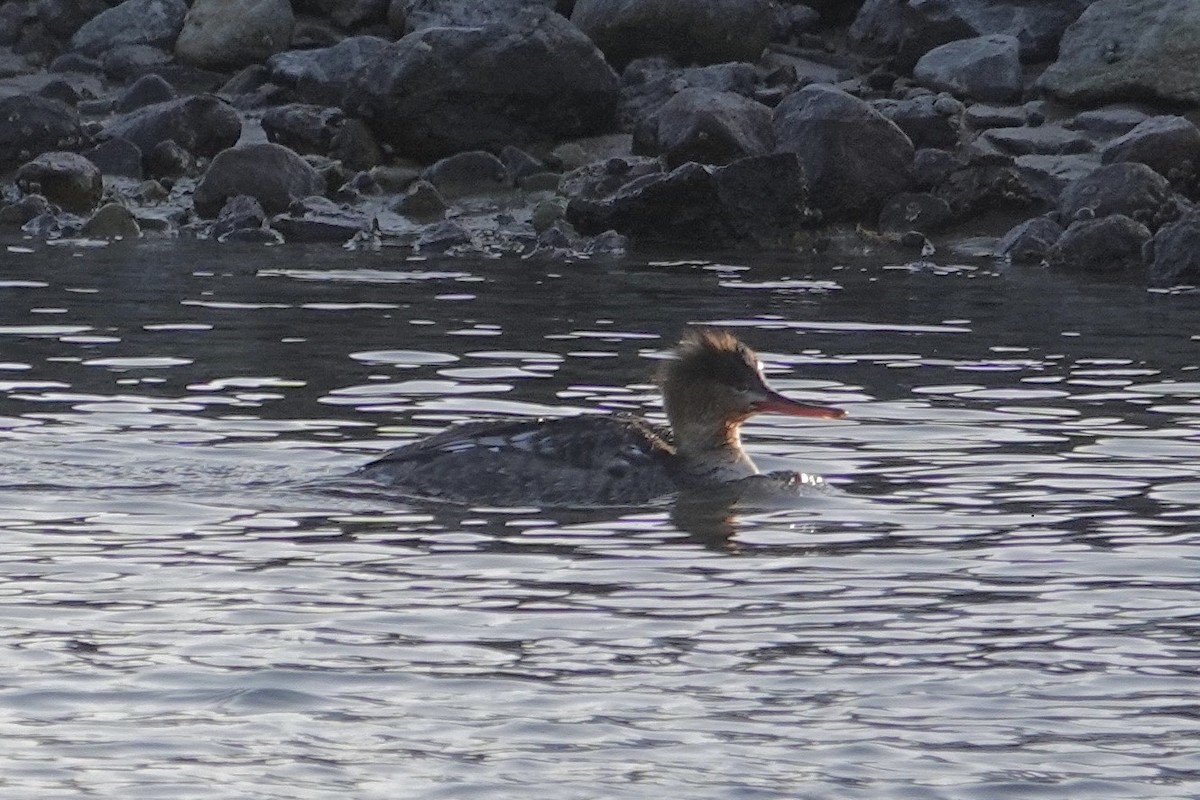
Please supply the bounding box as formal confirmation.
[669,416,758,483]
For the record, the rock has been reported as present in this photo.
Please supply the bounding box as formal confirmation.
[404,0,556,29]
[0,195,54,227]
[267,36,390,106]
[211,193,267,239]
[1057,162,1178,228]
[559,156,663,201]
[499,145,544,182]
[394,179,447,220]
[849,0,905,58]
[49,52,103,73]
[115,73,177,112]
[146,139,193,177]
[1146,210,1200,287]
[343,7,618,159]
[421,151,509,197]
[571,0,774,68]
[635,88,774,168]
[994,215,1062,264]
[193,142,325,217]
[175,0,295,69]
[912,147,961,189]
[1040,0,1200,106]
[1100,116,1200,181]
[328,119,381,171]
[316,0,389,29]
[271,197,371,242]
[932,150,1036,218]
[878,191,952,233]
[102,95,241,167]
[870,95,960,150]
[964,103,1026,130]
[70,0,187,57]
[1014,153,1100,204]
[0,95,84,170]
[1069,107,1150,137]
[914,34,1022,102]
[619,59,759,132]
[773,83,914,221]
[261,103,343,155]
[81,202,141,239]
[1047,214,1150,272]
[15,151,102,212]
[415,219,473,253]
[82,136,144,178]
[38,0,112,39]
[714,152,814,244]
[983,125,1093,157]
[99,44,173,81]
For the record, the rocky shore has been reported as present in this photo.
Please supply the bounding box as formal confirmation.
[1,0,1199,285]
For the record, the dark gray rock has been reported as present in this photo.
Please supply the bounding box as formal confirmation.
[102,95,240,166]
[99,44,173,82]
[912,147,961,189]
[82,136,144,178]
[1146,210,1200,287]
[964,103,1026,130]
[193,142,325,217]
[1101,116,1200,181]
[211,193,268,239]
[619,58,759,132]
[983,125,1093,157]
[1057,162,1178,229]
[848,0,905,57]
[773,84,913,220]
[36,81,80,107]
[878,191,952,233]
[994,215,1062,264]
[0,95,83,170]
[415,219,473,252]
[1040,0,1200,106]
[49,52,103,73]
[714,152,814,245]
[272,197,371,242]
[571,0,774,68]
[932,150,1037,218]
[559,156,663,201]
[70,0,187,57]
[1069,107,1150,137]
[404,0,556,29]
[1047,214,1150,272]
[0,195,54,227]
[146,139,193,178]
[328,119,381,171]
[316,0,390,29]
[15,151,102,212]
[115,73,177,113]
[1014,153,1100,204]
[267,36,390,106]
[635,88,774,168]
[38,0,111,39]
[261,104,344,156]
[175,0,295,69]
[870,94,961,150]
[421,150,509,196]
[914,34,1021,102]
[499,145,545,182]
[343,7,618,159]
[81,202,141,239]
[394,179,448,220]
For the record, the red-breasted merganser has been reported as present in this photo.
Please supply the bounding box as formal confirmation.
[358,329,845,506]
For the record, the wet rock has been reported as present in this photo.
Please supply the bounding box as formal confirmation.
[272,197,371,243]
[1014,153,1100,204]
[618,59,759,132]
[49,52,102,73]
[81,202,141,239]
[70,0,187,57]
[146,139,193,178]
[115,73,177,113]
[773,83,914,221]
[1057,162,1178,230]
[415,219,473,253]
[994,215,1062,264]
[102,95,241,168]
[193,142,325,217]
[404,0,555,29]
[635,88,774,168]
[1069,107,1151,137]
[211,193,267,239]
[36,80,81,108]
[914,34,1021,103]
[963,103,1026,130]
[932,150,1036,219]
[559,156,663,202]
[0,194,54,227]
[1047,214,1150,273]
[1041,0,1200,106]
[1100,116,1200,182]
[81,136,144,179]
[531,197,566,232]
[261,104,343,156]
[344,7,618,159]
[877,191,951,233]
[328,119,381,171]
[316,0,390,29]
[1146,210,1200,287]
[912,147,961,189]
[870,95,960,150]
[714,152,814,245]
[15,151,102,212]
[175,0,295,69]
[99,44,173,81]
[0,94,83,170]
[267,36,390,106]
[571,0,774,68]
[983,125,1093,157]
[38,0,108,39]
[499,145,545,182]
[421,151,509,197]
[394,179,448,220]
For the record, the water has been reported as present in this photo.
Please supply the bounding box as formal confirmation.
[2,235,1200,799]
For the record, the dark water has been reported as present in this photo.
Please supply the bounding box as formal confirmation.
[2,233,1200,799]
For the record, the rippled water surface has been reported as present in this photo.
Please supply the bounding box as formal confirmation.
[3,235,1200,799]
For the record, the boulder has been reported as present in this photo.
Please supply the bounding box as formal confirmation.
[317,0,390,29]
[261,103,343,156]
[38,0,112,39]
[571,0,774,68]
[404,0,557,29]
[115,73,177,113]
[1069,107,1150,137]
[70,0,187,57]
[877,191,952,233]
[994,215,1062,264]
[713,152,814,244]
[193,142,325,217]
[1057,162,1177,227]
[1040,0,1200,106]
[1146,210,1200,287]
[1014,153,1100,204]
[963,103,1026,130]
[267,36,390,107]
[421,150,509,197]
[932,150,1036,218]
[619,59,759,132]
[82,137,144,178]
[773,84,913,220]
[211,193,268,239]
[0,94,83,169]
[1100,116,1200,181]
[175,0,295,69]
[15,151,103,212]
[634,88,774,168]
[81,202,141,239]
[101,95,241,166]
[913,34,1022,102]
[982,125,1093,157]
[1046,215,1150,272]
[394,179,447,220]
[870,95,961,150]
[343,7,618,159]
[559,156,663,202]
